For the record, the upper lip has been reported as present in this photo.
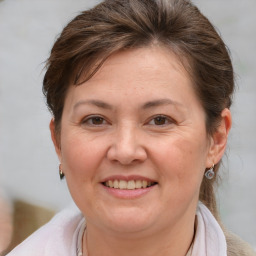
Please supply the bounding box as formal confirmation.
[101,175,157,183]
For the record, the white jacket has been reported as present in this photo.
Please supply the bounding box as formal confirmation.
[7,207,83,256]
[6,203,255,256]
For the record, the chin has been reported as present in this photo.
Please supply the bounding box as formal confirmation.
[99,206,158,234]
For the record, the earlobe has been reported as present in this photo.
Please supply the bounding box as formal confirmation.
[206,108,232,167]
[49,119,62,161]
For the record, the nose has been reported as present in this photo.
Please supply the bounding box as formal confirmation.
[107,124,147,165]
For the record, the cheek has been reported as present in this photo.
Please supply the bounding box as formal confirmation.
[60,133,104,181]
[152,136,208,186]
[59,134,105,212]
[146,136,208,221]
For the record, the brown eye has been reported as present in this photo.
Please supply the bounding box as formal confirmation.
[83,116,107,125]
[91,117,104,125]
[148,115,173,126]
[154,116,167,125]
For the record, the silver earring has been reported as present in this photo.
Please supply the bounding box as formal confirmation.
[59,164,65,180]
[205,164,215,180]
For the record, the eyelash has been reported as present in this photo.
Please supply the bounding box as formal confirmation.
[81,115,108,126]
[147,115,175,126]
[81,114,175,127]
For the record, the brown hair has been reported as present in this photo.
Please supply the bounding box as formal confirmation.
[43,0,234,218]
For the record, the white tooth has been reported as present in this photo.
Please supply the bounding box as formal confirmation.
[142,180,147,188]
[113,180,119,189]
[105,181,109,187]
[148,181,152,187]
[109,180,114,188]
[127,180,135,190]
[119,180,128,189]
[135,180,142,189]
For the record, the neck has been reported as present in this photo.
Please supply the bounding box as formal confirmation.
[83,215,196,256]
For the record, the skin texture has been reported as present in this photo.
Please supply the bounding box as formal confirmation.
[50,46,231,256]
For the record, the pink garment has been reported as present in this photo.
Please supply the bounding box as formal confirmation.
[7,203,227,256]
[191,202,227,256]
[7,207,84,256]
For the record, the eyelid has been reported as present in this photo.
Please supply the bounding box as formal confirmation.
[81,115,109,126]
[146,114,176,126]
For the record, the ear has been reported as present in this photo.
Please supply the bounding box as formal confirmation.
[206,108,232,167]
[50,119,62,162]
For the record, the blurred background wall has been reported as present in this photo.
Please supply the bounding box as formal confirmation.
[0,0,255,249]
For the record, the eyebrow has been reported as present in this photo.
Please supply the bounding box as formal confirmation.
[73,99,113,110]
[142,99,184,109]
[73,98,184,111]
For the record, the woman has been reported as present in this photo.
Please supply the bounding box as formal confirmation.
[7,0,255,255]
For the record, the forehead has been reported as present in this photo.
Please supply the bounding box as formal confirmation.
[74,46,192,89]
[64,46,199,110]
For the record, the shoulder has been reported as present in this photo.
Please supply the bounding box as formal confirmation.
[225,230,256,256]
[6,207,83,256]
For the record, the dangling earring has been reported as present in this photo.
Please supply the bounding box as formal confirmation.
[59,164,65,180]
[205,164,215,180]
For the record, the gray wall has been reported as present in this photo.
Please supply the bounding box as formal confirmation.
[0,0,255,248]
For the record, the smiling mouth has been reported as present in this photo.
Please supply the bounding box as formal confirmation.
[103,180,157,190]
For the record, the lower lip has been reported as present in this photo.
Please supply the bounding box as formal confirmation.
[102,184,156,199]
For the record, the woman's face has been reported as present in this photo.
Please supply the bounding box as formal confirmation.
[52,46,216,234]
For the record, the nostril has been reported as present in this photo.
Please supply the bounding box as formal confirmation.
[107,144,147,165]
